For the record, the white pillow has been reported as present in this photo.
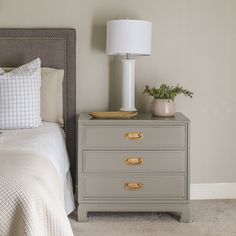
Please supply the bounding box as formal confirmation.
[0,58,41,129]
[3,67,64,125]
[0,68,5,75]
[41,68,64,125]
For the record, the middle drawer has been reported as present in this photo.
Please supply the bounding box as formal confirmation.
[83,150,186,173]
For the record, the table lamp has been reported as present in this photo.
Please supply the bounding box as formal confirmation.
[106,19,152,111]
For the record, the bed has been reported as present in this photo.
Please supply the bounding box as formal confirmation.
[0,29,76,236]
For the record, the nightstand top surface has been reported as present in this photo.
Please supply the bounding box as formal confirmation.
[78,112,189,123]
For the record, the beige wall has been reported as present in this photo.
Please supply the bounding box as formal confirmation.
[0,0,236,184]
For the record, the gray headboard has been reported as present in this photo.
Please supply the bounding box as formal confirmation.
[0,28,76,188]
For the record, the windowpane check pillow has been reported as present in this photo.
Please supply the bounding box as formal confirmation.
[0,58,42,129]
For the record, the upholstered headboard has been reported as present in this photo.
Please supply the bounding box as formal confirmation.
[0,28,76,188]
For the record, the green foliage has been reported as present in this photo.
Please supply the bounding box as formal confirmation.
[143,83,193,101]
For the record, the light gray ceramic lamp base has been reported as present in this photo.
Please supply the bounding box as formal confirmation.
[77,113,191,223]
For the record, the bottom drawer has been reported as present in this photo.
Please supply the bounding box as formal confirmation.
[83,175,186,199]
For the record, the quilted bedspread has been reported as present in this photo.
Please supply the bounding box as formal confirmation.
[0,150,74,236]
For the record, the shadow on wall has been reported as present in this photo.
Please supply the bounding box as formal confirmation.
[91,24,106,52]
[90,23,122,110]
[108,57,122,110]
[90,23,121,110]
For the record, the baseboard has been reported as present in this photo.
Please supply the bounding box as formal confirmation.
[190,183,236,200]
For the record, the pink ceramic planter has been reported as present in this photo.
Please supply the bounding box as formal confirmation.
[151,99,176,117]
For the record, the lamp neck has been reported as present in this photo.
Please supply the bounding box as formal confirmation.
[126,53,131,60]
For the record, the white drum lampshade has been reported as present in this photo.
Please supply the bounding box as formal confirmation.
[106,20,152,111]
[106,20,152,56]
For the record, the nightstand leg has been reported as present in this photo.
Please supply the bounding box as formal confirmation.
[180,207,191,223]
[78,205,88,222]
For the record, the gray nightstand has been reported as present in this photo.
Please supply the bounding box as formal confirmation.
[77,112,191,222]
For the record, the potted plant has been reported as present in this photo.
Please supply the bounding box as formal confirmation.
[143,83,193,116]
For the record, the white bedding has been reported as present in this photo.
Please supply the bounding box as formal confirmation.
[0,122,75,214]
[0,122,75,236]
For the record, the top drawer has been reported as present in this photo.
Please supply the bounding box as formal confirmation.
[81,126,186,149]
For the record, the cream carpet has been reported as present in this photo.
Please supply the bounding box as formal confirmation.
[69,200,236,236]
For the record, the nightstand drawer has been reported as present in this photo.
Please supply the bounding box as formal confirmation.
[83,175,186,199]
[83,151,186,173]
[82,126,186,148]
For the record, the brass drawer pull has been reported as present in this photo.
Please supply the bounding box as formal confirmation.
[125,132,144,140]
[125,157,144,165]
[124,182,144,190]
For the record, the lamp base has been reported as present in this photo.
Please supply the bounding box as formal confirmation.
[120,58,137,112]
[120,107,137,112]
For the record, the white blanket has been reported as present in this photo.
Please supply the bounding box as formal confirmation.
[0,122,75,214]
[0,150,74,236]
[0,123,75,236]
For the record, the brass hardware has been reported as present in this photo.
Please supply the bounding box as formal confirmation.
[125,132,144,140]
[124,182,144,190]
[125,157,144,165]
